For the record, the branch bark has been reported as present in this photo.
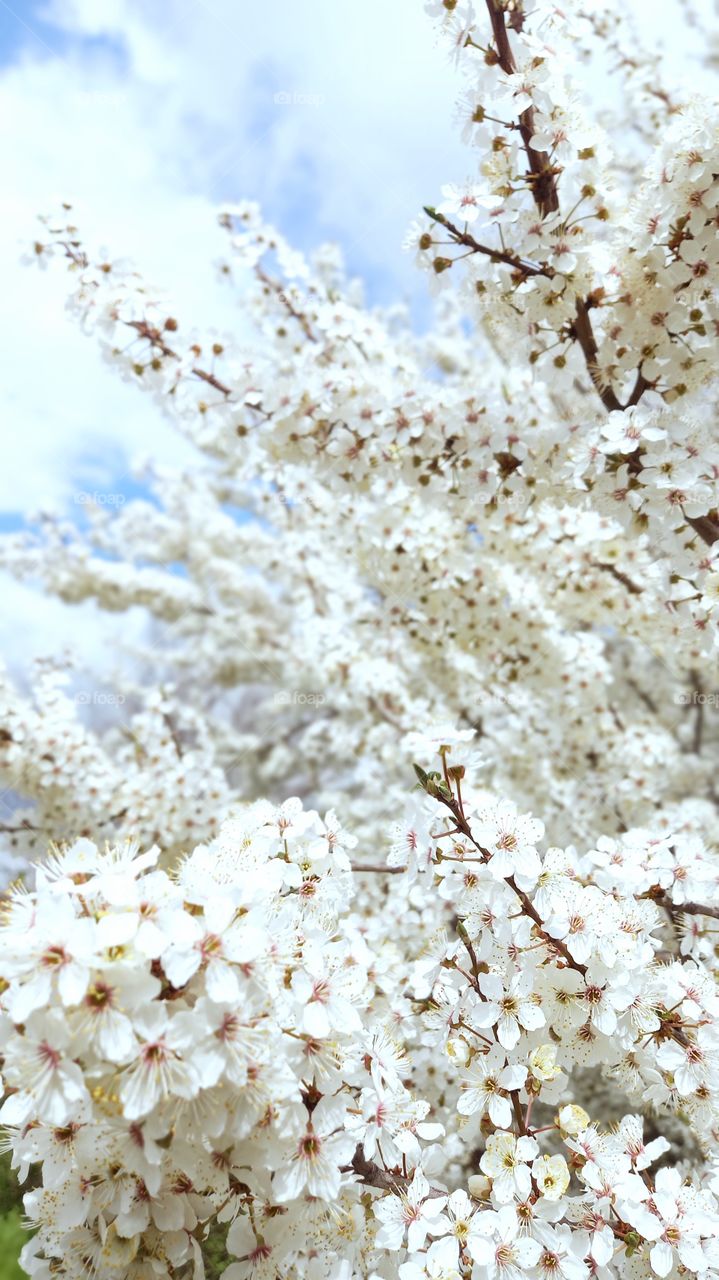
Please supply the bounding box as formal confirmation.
[349,1148,447,1198]
[484,0,560,218]
[424,208,554,280]
[571,298,622,412]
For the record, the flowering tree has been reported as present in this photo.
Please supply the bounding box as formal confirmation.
[1,2,719,1279]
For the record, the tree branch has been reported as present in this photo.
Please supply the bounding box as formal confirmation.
[571,298,622,412]
[424,207,554,280]
[349,1148,446,1198]
[352,863,406,875]
[484,0,560,217]
[654,895,719,922]
[685,514,719,546]
[589,559,643,596]
[255,265,317,343]
[125,319,233,396]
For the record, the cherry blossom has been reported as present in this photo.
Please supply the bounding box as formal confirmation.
[1,3,719,1278]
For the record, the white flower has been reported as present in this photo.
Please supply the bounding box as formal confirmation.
[163,898,264,1001]
[534,1154,571,1201]
[389,802,436,875]
[473,801,543,884]
[118,1004,200,1119]
[0,1011,88,1126]
[224,1213,293,1280]
[621,1166,716,1278]
[374,1169,448,1250]
[272,1124,356,1203]
[3,902,97,1024]
[468,1205,542,1279]
[557,1105,591,1136]
[614,1114,670,1171]
[528,1044,562,1083]
[437,183,496,226]
[428,1188,486,1268]
[457,1046,527,1128]
[480,1133,539,1203]
[68,964,159,1063]
[180,996,266,1087]
[291,942,365,1037]
[655,1030,716,1096]
[534,1224,591,1280]
[473,970,545,1049]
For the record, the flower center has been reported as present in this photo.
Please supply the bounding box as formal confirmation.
[37,1041,61,1069]
[497,832,518,851]
[496,1244,516,1266]
[142,1041,168,1066]
[311,978,331,1004]
[85,981,115,1011]
[218,1012,240,1042]
[541,1251,560,1272]
[299,1134,321,1159]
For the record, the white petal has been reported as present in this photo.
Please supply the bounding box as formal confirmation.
[650,1242,674,1278]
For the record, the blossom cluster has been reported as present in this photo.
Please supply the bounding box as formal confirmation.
[1,3,719,1278]
[5,1,719,875]
[2,744,719,1280]
[0,801,386,1278]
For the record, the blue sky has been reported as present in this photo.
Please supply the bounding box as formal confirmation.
[0,0,473,519]
[0,0,473,664]
[0,1,126,54]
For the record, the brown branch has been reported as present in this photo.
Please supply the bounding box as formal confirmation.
[685,514,719,546]
[126,319,177,359]
[416,771,588,978]
[625,368,651,407]
[510,1090,527,1135]
[424,208,554,279]
[571,298,622,412]
[689,670,704,755]
[589,559,643,596]
[626,677,658,715]
[255,266,317,343]
[654,894,719,922]
[505,874,587,976]
[484,0,560,217]
[190,367,234,396]
[352,863,406,875]
[125,320,233,396]
[479,6,660,418]
[349,1148,446,1198]
[608,452,719,549]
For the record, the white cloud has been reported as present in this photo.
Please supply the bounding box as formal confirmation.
[0,0,475,510]
[0,0,469,662]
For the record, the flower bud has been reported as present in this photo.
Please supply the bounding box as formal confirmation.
[467,1174,492,1200]
[557,1103,590,1135]
[529,1044,560,1082]
[445,1037,470,1066]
